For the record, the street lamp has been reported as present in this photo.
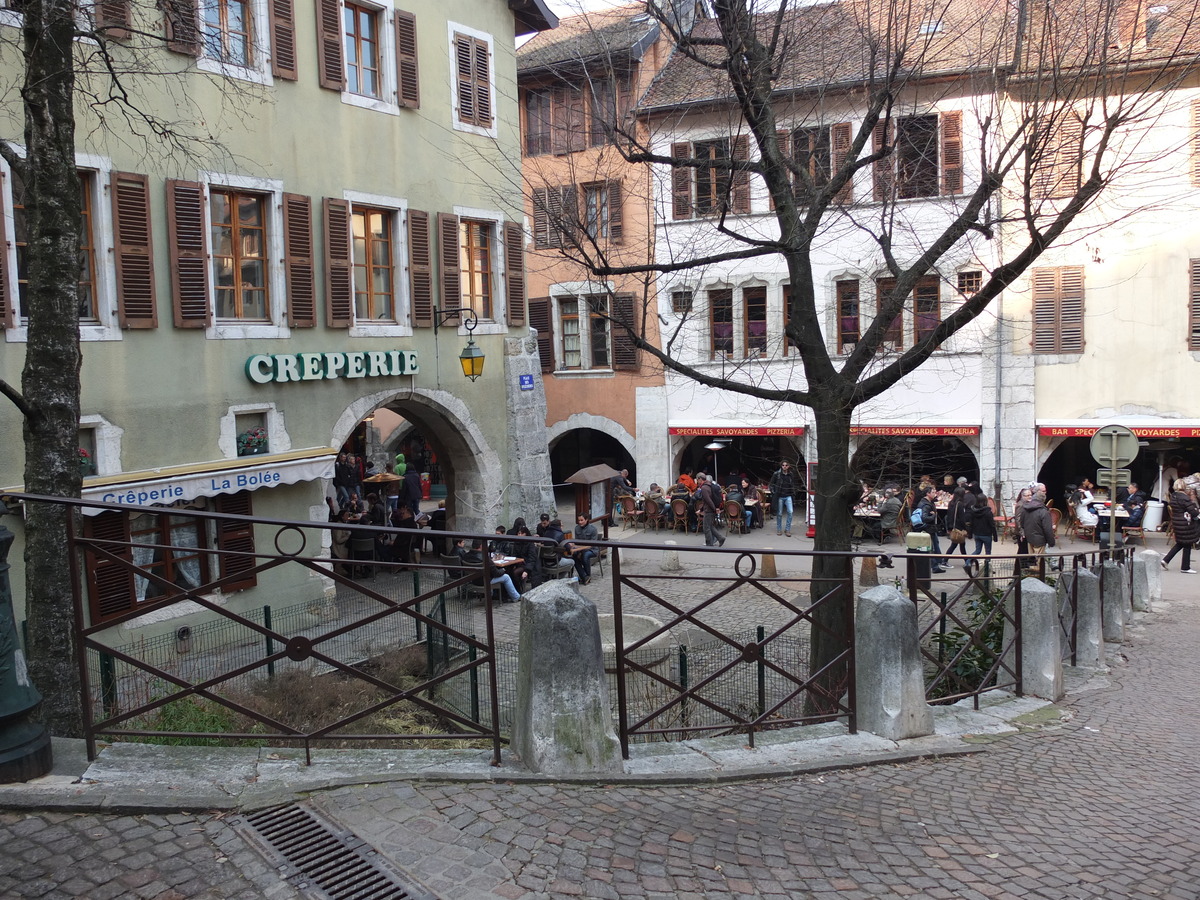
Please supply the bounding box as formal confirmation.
[434,307,485,382]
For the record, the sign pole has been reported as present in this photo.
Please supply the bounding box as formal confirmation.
[1108,430,1118,548]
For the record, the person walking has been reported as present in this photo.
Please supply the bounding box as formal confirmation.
[768,459,800,537]
[944,486,972,563]
[914,485,948,573]
[968,495,997,572]
[1022,490,1056,572]
[1161,479,1200,573]
[695,473,725,547]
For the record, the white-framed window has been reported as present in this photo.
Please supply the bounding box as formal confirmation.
[315,0,418,114]
[1,150,123,343]
[190,0,275,85]
[200,172,287,339]
[555,293,612,371]
[448,21,495,138]
[451,204,506,333]
[344,189,410,336]
[78,413,123,477]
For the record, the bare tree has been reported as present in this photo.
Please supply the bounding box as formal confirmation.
[0,0,264,735]
[530,0,1200,693]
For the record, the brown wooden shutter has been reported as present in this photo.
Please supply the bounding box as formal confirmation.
[166,179,210,328]
[163,0,200,55]
[611,292,637,370]
[872,121,893,201]
[731,135,751,214]
[0,173,10,329]
[528,297,554,372]
[111,172,157,329]
[455,35,473,123]
[1032,266,1084,353]
[283,193,315,327]
[941,111,963,195]
[771,130,790,209]
[472,38,492,125]
[1191,101,1200,188]
[84,511,135,624]
[531,187,549,249]
[436,212,461,325]
[213,492,258,591]
[504,220,525,327]
[269,0,298,80]
[607,180,623,243]
[1190,259,1200,350]
[95,0,131,38]
[316,0,345,90]
[323,197,352,327]
[408,208,433,327]
[1051,114,1083,199]
[672,142,692,219]
[396,10,420,108]
[565,88,585,153]
[831,122,853,203]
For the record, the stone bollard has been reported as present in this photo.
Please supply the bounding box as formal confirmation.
[1060,567,1104,668]
[1003,578,1063,701]
[855,585,933,740]
[760,553,777,579]
[1118,561,1132,615]
[859,555,879,588]
[661,545,682,573]
[510,581,622,775]
[1133,549,1159,611]
[1100,560,1125,644]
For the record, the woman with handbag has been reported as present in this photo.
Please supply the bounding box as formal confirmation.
[945,486,973,565]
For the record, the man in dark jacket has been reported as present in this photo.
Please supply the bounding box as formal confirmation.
[768,460,800,537]
[1022,492,1056,568]
[695,473,725,547]
[402,469,422,514]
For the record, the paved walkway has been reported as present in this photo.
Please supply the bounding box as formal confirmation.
[0,534,1192,899]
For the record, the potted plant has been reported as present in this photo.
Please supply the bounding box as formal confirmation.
[236,426,268,456]
[79,447,95,477]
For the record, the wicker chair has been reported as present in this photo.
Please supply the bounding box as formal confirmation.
[643,498,666,531]
[723,499,748,535]
[670,497,689,533]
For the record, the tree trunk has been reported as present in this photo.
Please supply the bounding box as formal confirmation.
[807,399,856,716]
[20,0,84,737]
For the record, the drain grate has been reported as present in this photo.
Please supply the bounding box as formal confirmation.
[234,803,436,900]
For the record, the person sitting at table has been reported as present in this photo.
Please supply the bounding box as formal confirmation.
[877,488,902,540]
[678,467,697,493]
[1120,482,1147,526]
[536,513,553,537]
[645,483,666,503]
[456,538,522,602]
[741,477,762,529]
[492,525,532,590]
[1069,485,1098,528]
[565,514,600,584]
[511,523,540,586]
[390,504,421,567]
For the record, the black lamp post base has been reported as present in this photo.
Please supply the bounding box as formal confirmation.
[0,721,52,784]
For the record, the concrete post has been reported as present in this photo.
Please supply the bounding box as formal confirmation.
[1100,560,1125,644]
[760,554,777,578]
[854,585,933,740]
[510,581,621,775]
[1118,562,1132,615]
[1004,578,1063,701]
[1062,568,1104,668]
[859,555,879,588]
[1133,550,1158,612]
[661,547,682,572]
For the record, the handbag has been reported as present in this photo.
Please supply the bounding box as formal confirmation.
[949,527,968,544]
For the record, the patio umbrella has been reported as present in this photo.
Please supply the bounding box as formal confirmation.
[363,472,402,483]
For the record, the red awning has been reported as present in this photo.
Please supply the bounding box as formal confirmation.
[668,426,804,437]
[850,426,980,436]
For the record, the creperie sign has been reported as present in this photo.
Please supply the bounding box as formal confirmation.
[1039,426,1200,438]
[245,350,419,384]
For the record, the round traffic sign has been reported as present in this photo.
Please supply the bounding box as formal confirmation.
[1089,424,1139,467]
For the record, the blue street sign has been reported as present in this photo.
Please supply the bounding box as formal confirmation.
[519,374,534,391]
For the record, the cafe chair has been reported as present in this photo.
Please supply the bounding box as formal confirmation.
[642,498,666,531]
[350,534,377,580]
[670,498,689,533]
[540,544,575,580]
[723,499,747,535]
[618,495,644,530]
[1121,524,1146,545]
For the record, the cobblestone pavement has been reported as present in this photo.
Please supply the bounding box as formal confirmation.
[0,810,301,900]
[313,585,1200,900]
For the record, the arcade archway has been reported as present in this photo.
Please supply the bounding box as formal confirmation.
[674,434,804,489]
[850,435,979,493]
[332,389,504,534]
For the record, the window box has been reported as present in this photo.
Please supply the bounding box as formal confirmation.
[236,426,269,456]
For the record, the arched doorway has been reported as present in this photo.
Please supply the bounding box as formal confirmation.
[549,427,636,488]
[332,389,518,534]
[676,434,803,488]
[850,436,980,493]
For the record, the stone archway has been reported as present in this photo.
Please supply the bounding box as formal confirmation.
[332,387,502,534]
